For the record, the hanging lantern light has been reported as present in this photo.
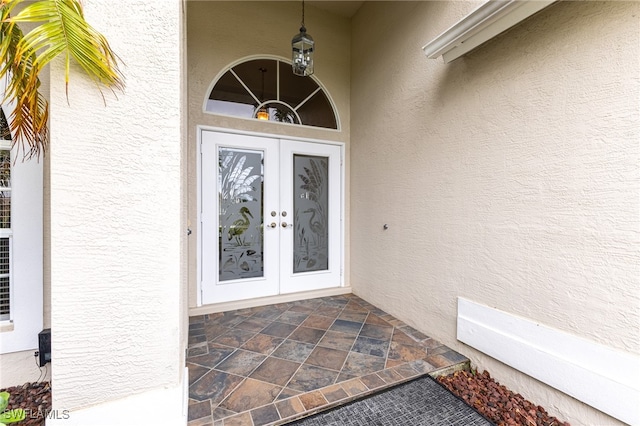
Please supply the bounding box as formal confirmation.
[292,0,314,76]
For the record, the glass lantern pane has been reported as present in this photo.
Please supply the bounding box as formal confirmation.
[218,148,264,281]
[292,33,314,76]
[293,154,329,273]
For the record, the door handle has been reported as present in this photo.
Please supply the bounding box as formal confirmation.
[268,222,277,228]
[281,222,289,228]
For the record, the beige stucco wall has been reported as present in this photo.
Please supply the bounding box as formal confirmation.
[48,0,186,415]
[350,2,639,425]
[186,1,351,309]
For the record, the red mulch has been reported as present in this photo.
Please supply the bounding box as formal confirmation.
[0,382,50,426]
[437,370,570,426]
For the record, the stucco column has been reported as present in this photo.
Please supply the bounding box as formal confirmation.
[48,1,186,423]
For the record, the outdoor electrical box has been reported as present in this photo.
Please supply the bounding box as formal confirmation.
[38,328,51,367]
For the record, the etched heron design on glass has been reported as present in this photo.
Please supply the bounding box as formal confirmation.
[294,156,329,272]
[228,206,253,246]
[218,147,264,280]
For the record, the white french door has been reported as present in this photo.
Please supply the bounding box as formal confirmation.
[199,130,343,305]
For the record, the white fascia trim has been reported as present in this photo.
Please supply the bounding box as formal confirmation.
[422,0,556,63]
[457,297,640,426]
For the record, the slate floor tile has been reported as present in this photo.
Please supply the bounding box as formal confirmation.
[271,339,315,363]
[288,326,326,345]
[305,346,349,371]
[359,323,394,341]
[276,311,310,325]
[275,396,305,419]
[250,404,280,426]
[188,362,211,386]
[287,364,339,392]
[234,318,269,333]
[189,369,243,403]
[188,399,211,422]
[241,333,283,355]
[220,378,281,413]
[261,321,298,338]
[213,328,257,348]
[329,319,362,334]
[188,345,235,368]
[352,335,390,358]
[187,294,469,425]
[341,352,386,377]
[317,330,356,351]
[249,357,300,386]
[301,314,335,330]
[215,350,266,376]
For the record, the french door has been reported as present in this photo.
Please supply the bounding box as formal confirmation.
[199,130,343,305]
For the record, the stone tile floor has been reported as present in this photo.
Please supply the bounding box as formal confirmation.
[187,294,469,426]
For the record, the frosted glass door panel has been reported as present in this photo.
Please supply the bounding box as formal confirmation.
[200,131,280,305]
[219,148,264,281]
[293,155,328,273]
[280,140,342,294]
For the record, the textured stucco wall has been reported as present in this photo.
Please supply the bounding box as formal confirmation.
[186,1,351,309]
[350,2,639,425]
[0,350,50,389]
[49,0,185,411]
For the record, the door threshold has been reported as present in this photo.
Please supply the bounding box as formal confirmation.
[190,286,352,316]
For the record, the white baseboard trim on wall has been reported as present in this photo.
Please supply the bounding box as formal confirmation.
[457,297,640,426]
[46,378,188,426]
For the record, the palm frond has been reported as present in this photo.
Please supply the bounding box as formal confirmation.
[0,0,124,159]
[11,0,124,93]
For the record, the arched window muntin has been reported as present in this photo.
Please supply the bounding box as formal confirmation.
[203,55,340,131]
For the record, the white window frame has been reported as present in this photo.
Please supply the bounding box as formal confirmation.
[0,73,44,354]
[0,139,13,323]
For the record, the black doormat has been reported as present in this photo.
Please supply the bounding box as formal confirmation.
[288,375,494,426]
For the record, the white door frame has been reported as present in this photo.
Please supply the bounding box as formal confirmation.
[196,126,345,307]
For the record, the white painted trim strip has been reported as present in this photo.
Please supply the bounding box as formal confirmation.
[422,0,556,63]
[457,297,640,425]
[46,379,188,425]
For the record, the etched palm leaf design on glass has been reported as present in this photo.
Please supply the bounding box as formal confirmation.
[294,156,329,273]
[218,148,264,281]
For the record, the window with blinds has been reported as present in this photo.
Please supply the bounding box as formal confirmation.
[0,106,11,321]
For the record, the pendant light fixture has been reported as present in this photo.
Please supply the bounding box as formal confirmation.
[292,0,314,76]
[256,67,269,120]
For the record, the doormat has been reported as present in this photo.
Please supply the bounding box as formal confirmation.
[288,375,494,426]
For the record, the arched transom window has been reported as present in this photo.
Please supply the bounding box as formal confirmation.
[205,58,338,130]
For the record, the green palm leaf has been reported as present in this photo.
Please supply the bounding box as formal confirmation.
[0,0,124,159]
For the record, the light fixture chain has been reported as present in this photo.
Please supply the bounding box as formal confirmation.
[301,0,305,27]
